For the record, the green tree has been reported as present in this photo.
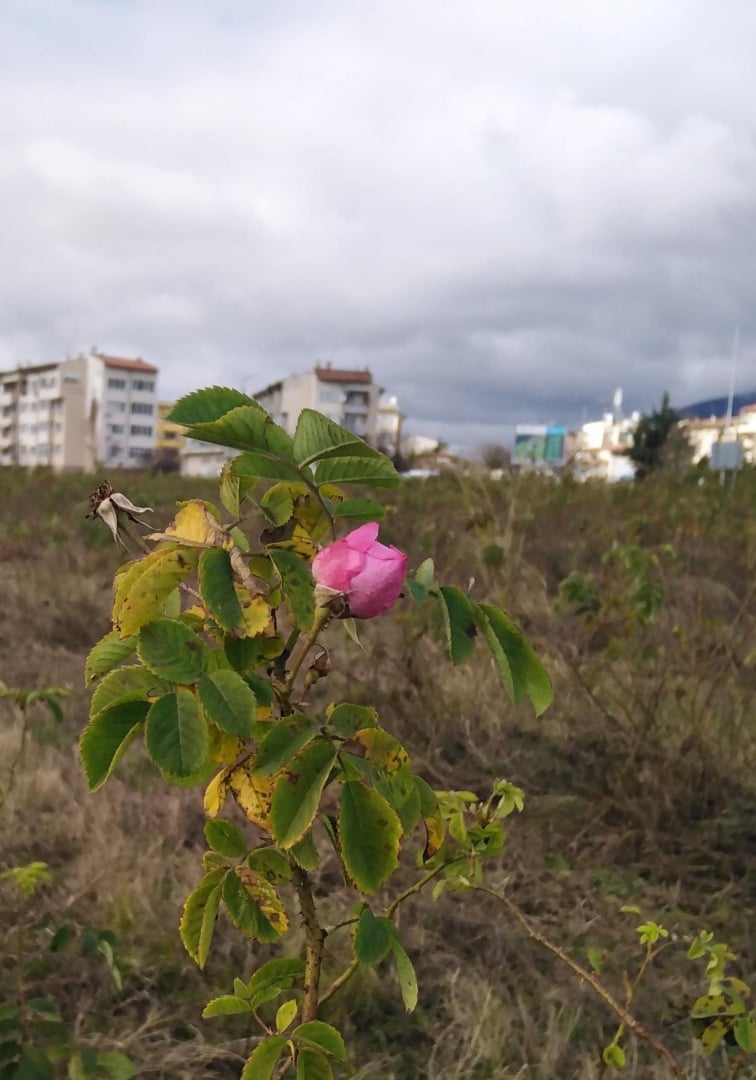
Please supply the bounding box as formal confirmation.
[629,392,685,479]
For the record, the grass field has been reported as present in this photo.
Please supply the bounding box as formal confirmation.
[1,464,754,1078]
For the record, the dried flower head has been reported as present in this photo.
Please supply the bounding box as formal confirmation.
[86,481,153,548]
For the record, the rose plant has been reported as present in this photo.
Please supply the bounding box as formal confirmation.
[78,388,754,1079]
[312,521,407,618]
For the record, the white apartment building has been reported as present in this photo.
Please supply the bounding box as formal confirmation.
[254,365,380,444]
[681,405,756,465]
[376,395,403,458]
[0,357,90,469]
[572,411,639,481]
[93,353,158,468]
[0,350,158,470]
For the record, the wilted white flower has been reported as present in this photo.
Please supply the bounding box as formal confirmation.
[87,482,152,548]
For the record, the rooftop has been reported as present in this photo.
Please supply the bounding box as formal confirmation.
[96,353,158,374]
[315,365,371,385]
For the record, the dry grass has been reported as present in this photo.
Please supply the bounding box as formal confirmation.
[1,465,754,1078]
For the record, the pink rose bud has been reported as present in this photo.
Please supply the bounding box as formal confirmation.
[312,522,408,619]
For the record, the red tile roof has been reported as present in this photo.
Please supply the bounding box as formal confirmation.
[97,353,158,374]
[315,366,371,384]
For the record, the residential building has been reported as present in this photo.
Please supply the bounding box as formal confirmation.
[155,402,186,472]
[92,353,158,468]
[376,395,403,458]
[681,405,756,465]
[0,350,159,470]
[572,411,639,481]
[0,357,91,469]
[180,441,237,478]
[254,364,380,444]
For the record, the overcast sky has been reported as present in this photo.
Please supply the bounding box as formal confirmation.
[2,1,755,447]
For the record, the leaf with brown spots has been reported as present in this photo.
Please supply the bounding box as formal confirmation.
[222,866,288,942]
[228,764,279,834]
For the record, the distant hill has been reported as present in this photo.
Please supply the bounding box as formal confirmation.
[677,390,756,420]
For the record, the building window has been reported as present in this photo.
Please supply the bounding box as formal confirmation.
[131,402,154,415]
[108,377,127,390]
[318,388,342,404]
[109,424,125,435]
[129,448,152,461]
[130,424,153,437]
[133,379,154,392]
[109,402,126,414]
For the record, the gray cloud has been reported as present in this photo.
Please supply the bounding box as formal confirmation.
[1,0,755,448]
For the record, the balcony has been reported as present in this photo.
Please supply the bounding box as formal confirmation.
[343,391,370,411]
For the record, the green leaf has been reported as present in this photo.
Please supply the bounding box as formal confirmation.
[586,947,604,974]
[247,958,305,1005]
[415,558,437,591]
[222,868,287,942]
[477,604,552,716]
[79,700,147,791]
[145,689,209,776]
[439,586,477,664]
[138,619,207,684]
[240,1036,288,1080]
[168,386,255,424]
[268,549,315,631]
[202,995,251,1018]
[247,848,293,882]
[326,702,378,737]
[179,869,226,967]
[204,819,247,858]
[85,631,137,686]
[734,1017,756,1052]
[232,452,307,483]
[96,1051,136,1079]
[199,549,244,630]
[253,714,318,776]
[354,907,392,965]
[14,1046,54,1079]
[296,1048,333,1080]
[187,404,295,459]
[49,925,74,952]
[339,782,402,894]
[314,455,400,489]
[270,741,337,848]
[199,669,257,737]
[292,1021,346,1061]
[260,485,295,526]
[385,924,418,1012]
[90,664,167,717]
[602,1044,626,1069]
[290,830,320,871]
[275,999,298,1033]
[294,409,385,466]
[332,497,386,522]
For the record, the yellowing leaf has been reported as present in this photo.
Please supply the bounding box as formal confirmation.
[223,866,289,940]
[150,500,230,548]
[235,587,273,637]
[204,769,230,818]
[352,728,410,773]
[114,548,198,637]
[228,765,278,833]
[209,731,246,764]
[422,808,446,859]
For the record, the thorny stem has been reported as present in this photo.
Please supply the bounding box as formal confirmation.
[0,705,29,811]
[281,608,332,702]
[476,886,685,1080]
[318,862,452,1008]
[598,942,669,1079]
[291,864,324,1025]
